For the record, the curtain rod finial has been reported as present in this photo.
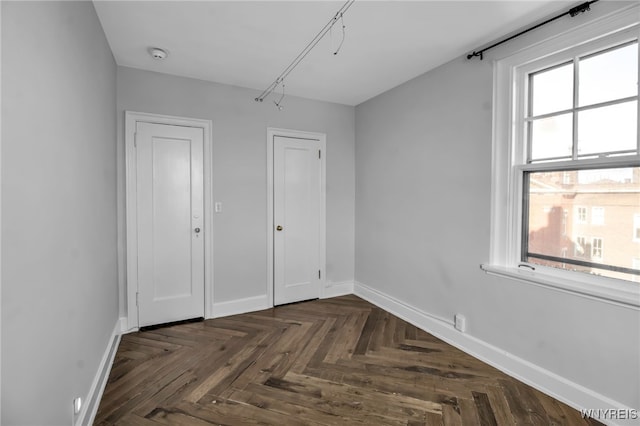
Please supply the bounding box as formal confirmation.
[467,51,483,60]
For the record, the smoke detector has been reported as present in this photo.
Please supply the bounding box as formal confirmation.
[149,47,168,60]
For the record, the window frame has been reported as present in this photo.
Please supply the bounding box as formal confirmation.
[591,237,603,260]
[576,206,587,224]
[591,207,605,225]
[486,6,640,308]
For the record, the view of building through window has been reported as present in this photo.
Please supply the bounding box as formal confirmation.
[524,168,640,281]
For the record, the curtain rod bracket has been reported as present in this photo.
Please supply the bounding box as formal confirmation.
[569,2,591,17]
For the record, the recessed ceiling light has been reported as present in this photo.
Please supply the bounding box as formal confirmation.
[149,47,168,60]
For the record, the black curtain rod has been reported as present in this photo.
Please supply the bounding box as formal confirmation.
[467,0,599,60]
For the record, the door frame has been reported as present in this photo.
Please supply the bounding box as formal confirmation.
[266,128,326,306]
[125,111,213,330]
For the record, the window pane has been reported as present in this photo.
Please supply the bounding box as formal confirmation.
[530,113,573,161]
[524,167,640,282]
[530,62,574,116]
[592,207,605,225]
[577,101,637,156]
[579,42,638,107]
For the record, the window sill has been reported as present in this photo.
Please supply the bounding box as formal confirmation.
[480,264,640,309]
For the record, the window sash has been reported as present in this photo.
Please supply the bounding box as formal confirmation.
[524,43,638,164]
[525,95,637,122]
[513,26,640,169]
[517,30,639,282]
[520,165,639,280]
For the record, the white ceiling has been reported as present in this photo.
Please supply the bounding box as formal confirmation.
[94,1,569,106]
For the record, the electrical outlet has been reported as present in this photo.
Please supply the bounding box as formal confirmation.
[73,397,82,415]
[214,202,222,213]
[454,314,466,332]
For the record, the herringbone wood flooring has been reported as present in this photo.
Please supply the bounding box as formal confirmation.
[95,295,601,425]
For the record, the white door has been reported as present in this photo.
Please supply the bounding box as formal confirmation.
[273,135,323,305]
[136,122,205,326]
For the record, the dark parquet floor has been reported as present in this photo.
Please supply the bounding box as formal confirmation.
[95,295,602,425]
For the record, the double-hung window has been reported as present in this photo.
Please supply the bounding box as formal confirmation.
[489,6,640,305]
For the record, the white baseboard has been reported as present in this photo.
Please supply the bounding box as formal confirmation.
[212,294,270,318]
[321,280,354,299]
[354,281,635,426]
[209,282,354,319]
[76,319,121,426]
[118,316,133,334]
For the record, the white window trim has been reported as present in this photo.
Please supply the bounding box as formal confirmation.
[486,4,640,309]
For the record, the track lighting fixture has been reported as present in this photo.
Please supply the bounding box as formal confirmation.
[274,83,285,111]
[254,0,355,107]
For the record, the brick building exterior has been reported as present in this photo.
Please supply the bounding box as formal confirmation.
[526,167,640,282]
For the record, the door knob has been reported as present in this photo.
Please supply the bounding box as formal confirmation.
[195,227,201,233]
[276,225,283,231]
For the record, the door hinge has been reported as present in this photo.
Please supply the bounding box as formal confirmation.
[318,150,321,159]
[134,132,137,148]
[136,292,139,306]
[318,270,321,279]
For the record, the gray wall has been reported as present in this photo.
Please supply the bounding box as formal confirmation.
[1,2,118,425]
[117,67,355,312]
[355,2,639,409]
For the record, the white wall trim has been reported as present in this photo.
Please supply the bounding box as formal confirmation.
[212,295,270,319]
[354,281,635,426]
[321,280,354,299]
[75,320,121,426]
[124,111,214,329]
[118,316,132,334]
[266,127,327,308]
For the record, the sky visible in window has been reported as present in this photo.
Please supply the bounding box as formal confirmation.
[529,42,638,161]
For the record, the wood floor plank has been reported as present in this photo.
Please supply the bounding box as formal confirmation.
[472,391,498,426]
[176,399,315,426]
[231,386,408,426]
[96,296,597,425]
[185,329,277,403]
[424,410,445,425]
[535,389,578,425]
[283,372,442,415]
[459,397,482,425]
[324,310,368,363]
[290,316,336,374]
[442,400,463,426]
[353,307,381,355]
[485,385,518,426]
[216,320,314,398]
